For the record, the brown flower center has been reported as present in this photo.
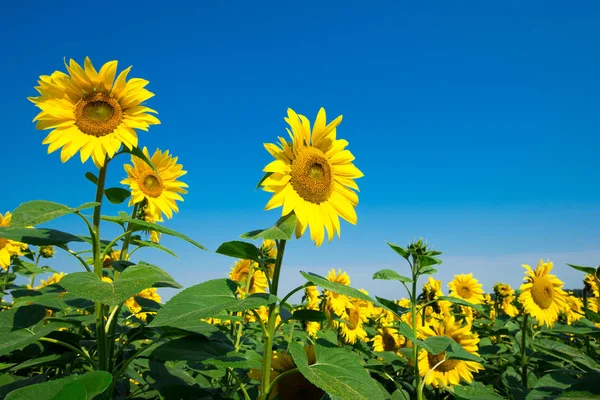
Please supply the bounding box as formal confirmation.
[290,147,333,204]
[459,285,472,298]
[531,276,554,309]
[75,92,123,137]
[138,171,163,198]
[427,350,460,372]
[382,332,397,351]
[278,371,325,400]
[345,306,360,330]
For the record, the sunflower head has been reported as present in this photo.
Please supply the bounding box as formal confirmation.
[261,108,363,246]
[423,277,444,300]
[372,327,405,352]
[584,274,600,297]
[448,273,485,304]
[493,282,514,300]
[30,57,160,167]
[39,245,55,259]
[518,260,567,327]
[229,259,268,297]
[125,288,161,322]
[35,272,66,290]
[0,212,27,270]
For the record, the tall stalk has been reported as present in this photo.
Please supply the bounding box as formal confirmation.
[520,313,529,387]
[411,256,422,400]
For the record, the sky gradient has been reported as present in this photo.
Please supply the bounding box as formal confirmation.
[2,1,600,301]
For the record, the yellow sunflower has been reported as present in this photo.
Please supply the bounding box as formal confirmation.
[371,327,405,352]
[259,239,277,278]
[122,147,188,219]
[0,212,27,270]
[493,283,514,299]
[143,206,163,244]
[500,296,519,318]
[35,272,66,290]
[229,259,268,297]
[336,298,369,344]
[418,315,484,388]
[324,268,351,315]
[29,57,159,167]
[518,260,567,328]
[563,293,583,325]
[260,108,363,246]
[584,274,599,297]
[448,273,485,305]
[125,288,161,322]
[249,346,323,400]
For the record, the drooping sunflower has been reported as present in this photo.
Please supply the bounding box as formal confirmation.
[584,274,599,297]
[324,268,351,315]
[371,327,405,352]
[261,108,363,246]
[448,273,485,305]
[563,293,583,325]
[29,57,159,167]
[229,259,268,297]
[125,288,161,322]
[418,315,484,388]
[122,147,188,220]
[518,260,567,328]
[249,346,323,400]
[0,212,27,270]
[259,239,277,278]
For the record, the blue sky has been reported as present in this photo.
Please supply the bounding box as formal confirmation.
[2,1,600,301]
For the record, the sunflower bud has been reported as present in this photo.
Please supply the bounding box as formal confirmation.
[39,245,54,258]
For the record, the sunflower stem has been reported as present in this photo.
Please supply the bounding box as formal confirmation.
[583,290,591,355]
[520,313,529,387]
[120,203,140,261]
[92,160,109,372]
[411,256,422,400]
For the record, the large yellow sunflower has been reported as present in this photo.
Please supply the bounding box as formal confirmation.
[448,273,485,305]
[261,108,363,246]
[518,260,567,327]
[121,147,188,219]
[29,57,159,167]
[418,315,483,388]
[0,212,27,270]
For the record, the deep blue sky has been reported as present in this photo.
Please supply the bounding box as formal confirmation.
[2,1,600,300]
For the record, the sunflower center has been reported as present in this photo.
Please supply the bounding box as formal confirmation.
[346,306,360,330]
[531,277,555,309]
[427,350,460,373]
[290,147,333,204]
[75,93,123,137]
[459,285,472,298]
[382,332,397,351]
[0,238,7,250]
[138,171,163,198]
[278,371,325,400]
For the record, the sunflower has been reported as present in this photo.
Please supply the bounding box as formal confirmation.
[103,250,126,268]
[324,268,351,315]
[448,274,485,305]
[29,57,159,167]
[35,272,66,290]
[423,277,444,300]
[336,298,369,344]
[500,296,519,317]
[122,147,188,219]
[143,206,163,244]
[493,283,514,299]
[39,245,54,259]
[584,274,599,297]
[260,108,363,246]
[229,259,268,297]
[418,315,484,388]
[372,327,405,352]
[518,260,567,328]
[125,288,161,322]
[0,212,27,270]
[563,293,583,325]
[249,346,323,400]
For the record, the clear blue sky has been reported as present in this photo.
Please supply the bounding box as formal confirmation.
[2,1,600,300]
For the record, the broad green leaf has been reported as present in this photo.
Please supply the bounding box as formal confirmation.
[387,242,409,259]
[391,389,411,400]
[84,172,98,185]
[58,264,181,306]
[419,266,438,275]
[0,306,70,357]
[566,264,597,275]
[101,215,206,250]
[10,201,98,228]
[290,310,328,322]
[300,271,390,311]
[5,371,111,400]
[0,228,83,246]
[372,269,413,283]
[289,339,384,400]
[240,212,297,241]
[149,336,241,365]
[531,338,600,372]
[418,255,442,269]
[216,241,259,261]
[104,187,131,204]
[130,238,178,258]
[451,381,504,400]
[437,296,486,314]
[10,354,75,372]
[541,324,600,337]
[557,373,600,399]
[526,372,576,400]
[150,279,278,328]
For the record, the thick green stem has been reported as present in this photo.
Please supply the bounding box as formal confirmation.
[412,269,422,400]
[40,337,95,368]
[93,161,109,371]
[0,265,11,302]
[120,203,140,261]
[521,313,529,387]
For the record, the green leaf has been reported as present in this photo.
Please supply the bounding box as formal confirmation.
[437,296,486,314]
[104,188,131,204]
[149,336,245,366]
[58,264,181,306]
[130,238,178,258]
[240,212,297,240]
[418,255,442,269]
[120,146,157,172]
[372,269,413,283]
[289,339,384,400]
[216,241,259,261]
[526,372,576,400]
[531,338,600,372]
[0,306,70,357]
[102,215,206,250]
[84,172,98,185]
[0,228,84,246]
[387,242,409,259]
[290,310,328,322]
[391,389,411,400]
[10,201,98,228]
[566,264,597,275]
[451,381,504,400]
[5,371,112,400]
[256,172,273,190]
[300,271,390,311]
[150,279,278,328]
[541,324,600,337]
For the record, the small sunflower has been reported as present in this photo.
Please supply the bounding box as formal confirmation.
[259,239,277,278]
[229,259,268,297]
[371,327,405,352]
[125,288,161,322]
[35,272,66,290]
[142,205,163,243]
[418,315,483,388]
[261,108,363,246]
[0,212,27,270]
[448,273,485,305]
[39,245,55,259]
[324,268,351,315]
[29,57,159,167]
[500,296,519,317]
[336,298,369,344]
[423,277,444,300]
[493,283,514,299]
[122,147,188,219]
[584,274,599,297]
[518,260,567,328]
[563,293,583,325]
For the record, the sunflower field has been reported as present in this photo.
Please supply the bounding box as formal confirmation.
[1,57,600,400]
